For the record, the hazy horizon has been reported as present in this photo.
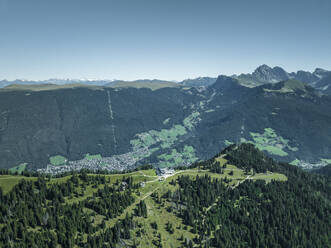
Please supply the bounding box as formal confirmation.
[0,63,330,82]
[1,0,330,81]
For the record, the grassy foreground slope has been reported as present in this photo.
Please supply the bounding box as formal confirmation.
[0,144,330,248]
[0,175,36,194]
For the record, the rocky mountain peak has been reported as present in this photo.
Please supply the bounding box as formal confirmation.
[254,64,272,74]
[252,65,289,83]
[313,68,330,78]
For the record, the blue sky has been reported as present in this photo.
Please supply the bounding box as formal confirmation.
[0,0,330,80]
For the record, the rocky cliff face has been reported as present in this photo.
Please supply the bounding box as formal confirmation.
[252,65,289,83]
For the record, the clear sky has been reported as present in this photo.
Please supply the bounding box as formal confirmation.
[0,0,330,81]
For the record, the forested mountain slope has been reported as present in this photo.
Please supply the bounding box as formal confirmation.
[0,144,330,247]
[1,76,331,171]
[0,86,200,170]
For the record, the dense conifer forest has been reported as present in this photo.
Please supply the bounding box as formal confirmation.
[0,173,136,247]
[0,144,330,247]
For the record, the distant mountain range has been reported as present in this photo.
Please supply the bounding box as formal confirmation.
[105,79,180,90]
[233,64,331,90]
[180,77,217,87]
[0,79,111,88]
[1,65,330,95]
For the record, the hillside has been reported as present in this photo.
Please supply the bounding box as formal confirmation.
[1,76,331,172]
[180,77,217,87]
[184,77,331,164]
[0,86,201,170]
[104,79,180,90]
[0,144,329,247]
[0,79,111,88]
[2,83,101,91]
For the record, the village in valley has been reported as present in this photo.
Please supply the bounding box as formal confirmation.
[37,149,150,175]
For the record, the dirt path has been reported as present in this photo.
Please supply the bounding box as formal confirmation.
[108,169,206,227]
[204,175,251,213]
[107,181,163,228]
[138,171,158,178]
[231,174,251,189]
[109,169,250,229]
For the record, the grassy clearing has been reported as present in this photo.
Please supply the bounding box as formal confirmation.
[130,196,196,247]
[138,169,157,177]
[130,125,187,154]
[0,175,37,194]
[290,159,300,166]
[250,173,288,183]
[129,104,203,168]
[247,128,298,157]
[9,163,27,174]
[51,170,158,205]
[50,155,67,166]
[48,175,72,184]
[255,144,288,157]
[183,111,200,130]
[321,158,331,164]
[215,157,227,166]
[131,123,198,167]
[158,146,198,168]
[224,140,234,146]
[84,153,102,160]
[214,156,287,183]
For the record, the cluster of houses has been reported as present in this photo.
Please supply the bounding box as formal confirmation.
[156,167,175,180]
[37,150,148,175]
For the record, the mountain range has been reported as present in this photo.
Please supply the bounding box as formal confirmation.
[0,79,111,88]
[0,66,331,172]
[2,64,330,95]
[233,64,331,90]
